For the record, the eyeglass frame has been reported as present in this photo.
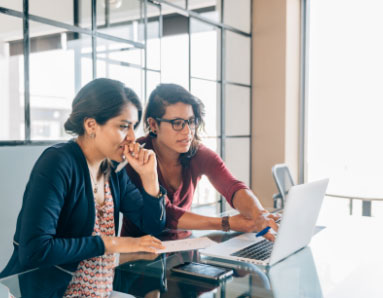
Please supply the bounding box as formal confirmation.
[155,117,198,131]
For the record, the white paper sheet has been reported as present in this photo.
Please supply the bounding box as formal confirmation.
[157,237,216,253]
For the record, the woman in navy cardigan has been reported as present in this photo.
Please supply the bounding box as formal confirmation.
[0,78,166,297]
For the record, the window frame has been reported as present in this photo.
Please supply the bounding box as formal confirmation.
[0,0,253,212]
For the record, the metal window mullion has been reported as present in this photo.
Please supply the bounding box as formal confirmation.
[23,0,30,141]
[102,2,110,78]
[144,0,148,102]
[190,76,219,84]
[0,7,23,18]
[219,0,226,213]
[188,4,191,91]
[73,0,82,93]
[26,13,145,48]
[226,135,251,139]
[189,76,252,88]
[299,0,310,184]
[249,0,253,189]
[73,0,80,31]
[222,80,251,88]
[159,4,163,83]
[23,12,144,48]
[0,140,72,147]
[105,0,110,27]
[158,0,250,37]
[91,0,96,79]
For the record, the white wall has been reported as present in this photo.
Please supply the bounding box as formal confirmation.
[0,145,47,270]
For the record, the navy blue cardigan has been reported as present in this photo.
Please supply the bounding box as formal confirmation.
[0,140,166,297]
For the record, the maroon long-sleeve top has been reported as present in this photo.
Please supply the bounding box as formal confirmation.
[121,135,248,236]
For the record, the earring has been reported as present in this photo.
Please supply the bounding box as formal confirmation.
[149,130,157,137]
[90,132,96,139]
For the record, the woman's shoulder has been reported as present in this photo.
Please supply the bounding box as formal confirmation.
[190,143,222,171]
[40,141,72,158]
[34,140,83,173]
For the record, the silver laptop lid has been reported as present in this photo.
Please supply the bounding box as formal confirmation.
[269,178,329,266]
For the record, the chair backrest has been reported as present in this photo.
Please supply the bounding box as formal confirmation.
[272,164,295,209]
[0,145,48,271]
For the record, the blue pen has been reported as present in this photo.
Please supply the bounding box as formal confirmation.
[256,226,271,237]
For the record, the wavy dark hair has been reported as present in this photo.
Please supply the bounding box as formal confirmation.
[144,83,205,167]
[64,78,142,177]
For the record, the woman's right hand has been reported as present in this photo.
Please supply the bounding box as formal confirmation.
[228,214,278,242]
[123,143,160,197]
[102,235,165,254]
[124,143,157,177]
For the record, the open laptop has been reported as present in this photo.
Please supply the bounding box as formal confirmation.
[200,179,329,267]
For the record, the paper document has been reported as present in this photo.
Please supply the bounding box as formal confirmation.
[157,237,216,253]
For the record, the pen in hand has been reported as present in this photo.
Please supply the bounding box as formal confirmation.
[255,226,271,237]
[115,143,146,173]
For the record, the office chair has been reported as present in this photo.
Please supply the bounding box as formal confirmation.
[272,164,295,209]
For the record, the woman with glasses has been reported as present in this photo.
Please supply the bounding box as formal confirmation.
[0,78,166,297]
[120,83,278,240]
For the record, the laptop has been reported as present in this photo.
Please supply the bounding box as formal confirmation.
[200,179,329,267]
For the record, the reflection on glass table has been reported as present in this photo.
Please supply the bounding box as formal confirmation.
[2,217,383,297]
[114,229,272,298]
[267,247,322,298]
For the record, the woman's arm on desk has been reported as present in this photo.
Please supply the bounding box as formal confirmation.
[197,147,279,240]
[175,209,264,233]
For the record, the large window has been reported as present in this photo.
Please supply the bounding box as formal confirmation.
[306,0,383,217]
[0,0,252,211]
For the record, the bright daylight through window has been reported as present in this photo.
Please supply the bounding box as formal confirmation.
[307,0,383,217]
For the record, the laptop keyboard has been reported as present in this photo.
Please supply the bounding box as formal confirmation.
[231,239,274,261]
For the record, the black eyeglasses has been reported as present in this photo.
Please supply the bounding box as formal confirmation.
[156,117,197,131]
